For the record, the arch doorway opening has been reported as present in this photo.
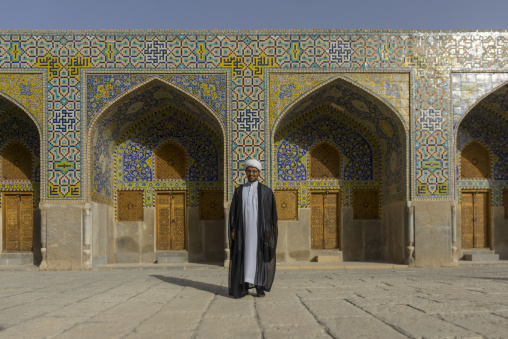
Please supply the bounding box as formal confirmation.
[272,77,408,264]
[456,83,508,259]
[88,79,225,265]
[0,97,41,266]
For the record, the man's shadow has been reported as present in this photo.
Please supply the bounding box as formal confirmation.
[151,275,230,297]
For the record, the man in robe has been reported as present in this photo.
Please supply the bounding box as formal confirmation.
[228,159,278,298]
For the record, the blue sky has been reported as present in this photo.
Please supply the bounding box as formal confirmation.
[1,0,507,31]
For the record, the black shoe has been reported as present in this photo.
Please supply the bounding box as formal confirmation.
[255,287,265,297]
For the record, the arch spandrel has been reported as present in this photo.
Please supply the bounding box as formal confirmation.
[269,72,409,132]
[86,73,227,129]
[452,73,508,130]
[0,73,44,129]
[88,78,226,205]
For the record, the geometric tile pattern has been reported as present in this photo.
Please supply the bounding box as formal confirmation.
[0,31,508,203]
[90,79,226,205]
[86,73,227,127]
[269,72,410,130]
[0,73,44,126]
[452,73,508,128]
[271,77,407,204]
[341,73,410,126]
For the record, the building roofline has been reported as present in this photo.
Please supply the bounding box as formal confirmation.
[0,29,507,35]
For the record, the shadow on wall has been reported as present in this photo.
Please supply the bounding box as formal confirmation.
[151,275,229,297]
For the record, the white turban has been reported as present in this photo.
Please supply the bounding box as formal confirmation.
[244,159,262,172]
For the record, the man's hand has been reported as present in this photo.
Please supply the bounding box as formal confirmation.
[231,230,235,241]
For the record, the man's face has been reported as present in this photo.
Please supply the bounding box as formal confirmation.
[245,167,260,183]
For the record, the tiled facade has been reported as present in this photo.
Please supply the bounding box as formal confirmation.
[1,30,508,268]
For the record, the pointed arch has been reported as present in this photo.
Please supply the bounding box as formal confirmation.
[455,80,508,189]
[460,141,491,180]
[309,142,341,180]
[0,94,42,186]
[87,77,225,138]
[1,142,33,181]
[155,141,187,180]
[272,73,408,135]
[0,90,43,136]
[271,75,408,203]
[454,80,508,138]
[85,76,227,202]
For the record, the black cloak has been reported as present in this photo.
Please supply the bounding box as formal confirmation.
[228,182,278,298]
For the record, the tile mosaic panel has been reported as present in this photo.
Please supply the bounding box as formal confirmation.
[86,73,227,128]
[90,79,226,205]
[274,105,382,208]
[452,73,508,128]
[0,31,507,202]
[0,73,44,126]
[457,106,508,181]
[271,78,407,204]
[110,107,222,208]
[456,104,508,206]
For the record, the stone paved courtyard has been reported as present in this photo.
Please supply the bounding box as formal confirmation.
[0,265,507,338]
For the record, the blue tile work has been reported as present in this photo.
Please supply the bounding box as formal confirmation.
[0,31,507,203]
[113,108,222,208]
[452,73,508,128]
[456,104,508,206]
[271,77,406,204]
[0,101,41,207]
[91,80,224,205]
[86,73,227,128]
[274,105,381,208]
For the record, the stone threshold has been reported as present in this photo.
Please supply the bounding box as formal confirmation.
[94,261,409,271]
[277,261,408,270]
[93,262,224,271]
[458,260,508,268]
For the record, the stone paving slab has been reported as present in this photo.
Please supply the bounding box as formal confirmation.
[1,267,508,338]
[323,316,408,339]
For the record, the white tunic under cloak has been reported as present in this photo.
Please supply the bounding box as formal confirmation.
[242,181,258,284]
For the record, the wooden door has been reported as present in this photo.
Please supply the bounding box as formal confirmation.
[311,191,340,249]
[461,191,489,248]
[156,191,186,250]
[3,192,33,252]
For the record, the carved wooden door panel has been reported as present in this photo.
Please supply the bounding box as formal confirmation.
[323,192,339,249]
[310,193,324,249]
[461,191,489,249]
[3,193,33,252]
[156,192,186,251]
[311,191,340,249]
[171,193,186,250]
[474,192,489,248]
[461,192,474,248]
